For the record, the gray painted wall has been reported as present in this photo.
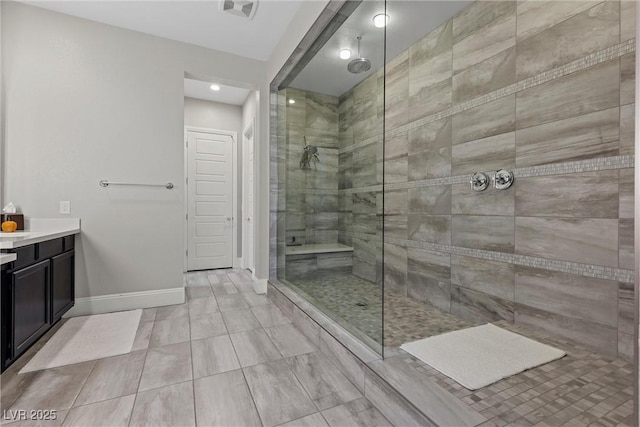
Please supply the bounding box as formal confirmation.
[2,2,266,300]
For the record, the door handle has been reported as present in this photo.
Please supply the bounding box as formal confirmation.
[246,217,251,221]
[226,217,232,221]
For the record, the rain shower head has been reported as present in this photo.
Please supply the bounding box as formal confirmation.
[347,36,371,74]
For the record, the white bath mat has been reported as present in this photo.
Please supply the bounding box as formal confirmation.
[20,309,142,373]
[400,324,566,390]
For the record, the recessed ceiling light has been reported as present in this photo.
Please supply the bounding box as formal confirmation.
[373,13,389,28]
[210,84,221,91]
[339,49,351,60]
[288,99,295,104]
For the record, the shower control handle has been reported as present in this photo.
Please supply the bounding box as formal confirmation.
[471,172,490,192]
[494,169,514,190]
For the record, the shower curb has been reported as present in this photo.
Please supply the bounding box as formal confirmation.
[267,280,487,427]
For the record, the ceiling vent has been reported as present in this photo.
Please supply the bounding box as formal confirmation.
[221,0,258,20]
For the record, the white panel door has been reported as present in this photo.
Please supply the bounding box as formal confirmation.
[187,130,234,270]
[243,128,255,272]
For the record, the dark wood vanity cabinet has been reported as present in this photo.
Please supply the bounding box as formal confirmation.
[1,236,75,372]
[51,250,74,323]
[11,260,51,359]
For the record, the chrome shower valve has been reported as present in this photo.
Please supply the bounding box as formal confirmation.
[494,169,514,190]
[470,172,490,192]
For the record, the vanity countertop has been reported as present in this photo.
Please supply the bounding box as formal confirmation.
[0,253,17,265]
[0,218,80,250]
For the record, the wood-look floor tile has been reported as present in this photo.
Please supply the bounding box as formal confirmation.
[277,412,329,427]
[234,281,256,293]
[211,282,240,297]
[150,316,190,347]
[185,286,213,300]
[229,329,282,368]
[368,356,485,426]
[131,321,153,351]
[138,342,192,392]
[362,373,435,427]
[264,324,317,358]
[62,395,135,427]
[139,308,157,323]
[287,352,361,411]
[74,350,145,406]
[1,369,38,411]
[252,305,292,328]
[222,309,262,333]
[242,292,272,307]
[189,312,227,340]
[194,370,261,427]
[243,359,317,426]
[129,381,195,427]
[191,335,240,379]
[321,398,391,427]
[154,304,188,321]
[185,273,209,287]
[228,271,255,288]
[217,294,250,312]
[187,296,219,318]
[8,361,96,412]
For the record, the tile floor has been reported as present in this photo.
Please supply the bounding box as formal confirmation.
[0,269,390,427]
[287,272,635,426]
[291,271,474,348]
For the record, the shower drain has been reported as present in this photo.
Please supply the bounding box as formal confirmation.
[355,302,368,307]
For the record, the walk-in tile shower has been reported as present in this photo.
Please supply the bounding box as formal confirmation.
[272,0,635,364]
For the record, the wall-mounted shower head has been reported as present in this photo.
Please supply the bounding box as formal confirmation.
[347,36,371,74]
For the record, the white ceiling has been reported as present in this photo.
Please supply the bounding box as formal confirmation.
[184,78,250,105]
[20,0,305,61]
[290,1,470,97]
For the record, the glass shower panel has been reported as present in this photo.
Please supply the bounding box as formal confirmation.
[276,0,387,355]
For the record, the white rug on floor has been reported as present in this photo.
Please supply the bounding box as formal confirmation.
[400,324,566,390]
[20,309,142,373]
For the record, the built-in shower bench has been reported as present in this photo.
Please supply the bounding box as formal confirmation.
[285,243,353,279]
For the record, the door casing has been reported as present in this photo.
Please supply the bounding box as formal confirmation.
[242,119,255,274]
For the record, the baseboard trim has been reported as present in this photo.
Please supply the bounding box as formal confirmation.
[64,287,185,317]
[252,278,268,294]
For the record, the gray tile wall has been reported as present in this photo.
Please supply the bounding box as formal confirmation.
[284,88,341,249]
[337,71,385,284]
[339,0,635,359]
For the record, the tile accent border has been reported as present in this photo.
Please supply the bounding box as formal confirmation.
[385,237,634,284]
[513,155,635,178]
[337,155,634,194]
